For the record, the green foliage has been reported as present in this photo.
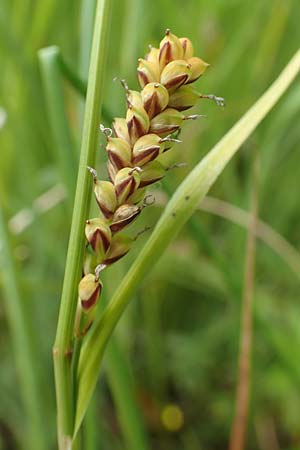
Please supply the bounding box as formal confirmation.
[1,0,300,449]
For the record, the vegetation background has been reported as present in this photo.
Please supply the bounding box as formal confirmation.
[1,0,300,449]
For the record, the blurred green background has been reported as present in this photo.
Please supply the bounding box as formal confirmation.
[1,0,300,449]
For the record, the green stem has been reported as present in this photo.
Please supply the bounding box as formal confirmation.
[74,48,300,434]
[0,206,48,450]
[38,46,77,206]
[53,1,112,448]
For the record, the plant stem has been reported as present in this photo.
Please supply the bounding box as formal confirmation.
[229,153,259,450]
[53,1,112,448]
[74,48,300,434]
[0,206,48,450]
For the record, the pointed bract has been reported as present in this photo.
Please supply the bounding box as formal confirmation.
[139,160,166,187]
[78,274,102,312]
[103,234,133,265]
[179,37,194,59]
[160,60,192,91]
[114,167,141,204]
[112,118,131,144]
[85,218,111,258]
[168,85,200,111]
[141,82,169,119]
[137,58,160,88]
[94,180,117,218]
[126,90,144,109]
[159,29,184,69]
[185,57,209,83]
[110,204,141,232]
[132,134,162,166]
[126,104,150,143]
[145,46,160,64]
[106,137,132,170]
[150,108,184,136]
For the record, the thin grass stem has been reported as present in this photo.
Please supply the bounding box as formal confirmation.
[229,152,259,450]
[53,1,112,448]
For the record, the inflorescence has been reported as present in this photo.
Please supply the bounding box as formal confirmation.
[76,29,224,336]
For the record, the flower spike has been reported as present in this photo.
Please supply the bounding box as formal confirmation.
[77,30,224,338]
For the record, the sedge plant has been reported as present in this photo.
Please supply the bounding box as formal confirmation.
[53,1,300,447]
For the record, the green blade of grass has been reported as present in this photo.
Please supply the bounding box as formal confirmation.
[105,337,150,450]
[52,0,112,448]
[74,48,300,434]
[0,206,48,450]
[38,46,77,205]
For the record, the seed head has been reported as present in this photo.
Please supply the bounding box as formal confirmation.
[79,30,224,337]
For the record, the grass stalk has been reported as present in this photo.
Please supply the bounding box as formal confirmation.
[52,1,112,448]
[229,153,259,450]
[38,46,77,205]
[0,206,48,450]
[74,49,300,434]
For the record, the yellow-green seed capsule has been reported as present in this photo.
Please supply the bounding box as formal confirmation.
[114,167,141,205]
[141,82,169,119]
[94,180,117,218]
[139,160,166,187]
[127,187,147,204]
[179,37,194,59]
[160,60,192,91]
[112,118,131,144]
[150,108,184,136]
[78,273,102,312]
[85,218,111,257]
[103,234,133,265]
[168,85,200,111]
[137,58,160,88]
[110,204,141,232]
[126,90,144,109]
[132,134,161,166]
[145,46,159,64]
[185,57,209,83]
[159,29,184,69]
[126,104,150,144]
[106,137,132,170]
